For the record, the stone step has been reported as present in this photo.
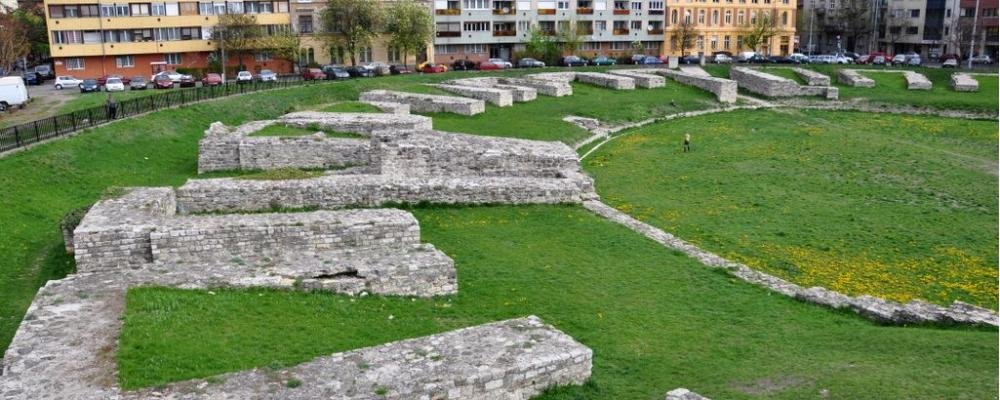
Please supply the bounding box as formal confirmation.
[652,69,737,104]
[127,316,593,399]
[360,90,486,115]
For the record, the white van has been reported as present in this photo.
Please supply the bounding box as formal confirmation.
[0,76,30,112]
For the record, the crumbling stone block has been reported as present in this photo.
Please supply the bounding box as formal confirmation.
[359,90,486,115]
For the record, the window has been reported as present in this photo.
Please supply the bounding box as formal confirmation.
[945,8,951,17]
[151,3,167,14]
[909,9,919,17]
[594,20,606,30]
[156,28,181,40]
[696,35,703,48]
[226,1,243,13]
[115,3,130,15]
[684,10,691,23]
[115,55,135,68]
[905,26,918,34]
[710,35,717,49]
[49,5,65,18]
[517,20,531,32]
[643,40,658,49]
[750,11,757,23]
[465,43,486,53]
[255,51,272,61]
[164,53,182,64]
[130,28,154,41]
[388,47,401,62]
[131,3,150,15]
[166,3,180,15]
[581,42,601,50]
[630,1,641,9]
[180,2,198,14]
[723,35,730,48]
[52,30,84,44]
[66,58,85,70]
[712,9,718,25]
[611,41,628,50]
[724,10,731,24]
[781,11,788,25]
[736,35,742,48]
[737,10,744,24]
[464,21,490,31]
[670,9,677,23]
[649,1,663,9]
[698,9,705,24]
[631,20,642,29]
[298,15,313,33]
[434,44,460,54]
[180,27,199,39]
[557,0,570,8]
[199,2,214,14]
[463,0,489,8]
[213,2,227,14]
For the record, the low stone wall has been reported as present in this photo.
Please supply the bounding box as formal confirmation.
[239,135,370,171]
[359,90,486,115]
[731,68,838,100]
[525,72,578,83]
[175,174,588,214]
[373,130,580,178]
[576,72,636,90]
[606,70,667,88]
[129,316,592,399]
[653,69,737,104]
[792,68,831,86]
[951,73,979,92]
[903,71,932,90]
[278,111,431,133]
[432,83,514,107]
[73,188,176,272]
[499,77,572,96]
[360,100,410,114]
[837,69,875,87]
[446,78,539,102]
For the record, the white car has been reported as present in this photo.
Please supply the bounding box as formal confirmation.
[890,54,907,65]
[835,55,852,64]
[970,54,993,64]
[942,58,959,68]
[236,70,253,83]
[488,58,513,69]
[364,62,391,75]
[151,70,183,82]
[258,69,277,82]
[54,76,83,90]
[712,54,732,63]
[104,78,125,92]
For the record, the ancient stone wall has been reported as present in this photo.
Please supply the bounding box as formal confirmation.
[951,73,979,92]
[498,77,572,96]
[359,100,410,114]
[903,71,932,90]
[73,188,176,272]
[359,90,486,115]
[238,136,370,171]
[575,72,636,90]
[792,68,831,86]
[731,67,837,99]
[606,70,667,88]
[653,69,737,103]
[278,111,432,133]
[446,77,539,102]
[837,69,875,87]
[432,83,514,106]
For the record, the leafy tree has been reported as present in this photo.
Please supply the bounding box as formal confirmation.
[215,14,261,70]
[742,10,778,53]
[11,5,48,61]
[524,27,561,64]
[258,26,301,63]
[559,24,584,55]
[386,0,433,65]
[320,0,384,66]
[0,6,29,73]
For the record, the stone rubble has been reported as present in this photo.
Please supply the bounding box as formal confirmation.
[582,200,999,326]
[666,388,712,400]
[359,100,411,114]
[792,67,831,86]
[950,73,979,92]
[606,69,667,88]
[837,69,876,87]
[431,83,515,107]
[650,68,738,103]
[902,71,933,90]
[360,90,486,115]
[730,67,838,100]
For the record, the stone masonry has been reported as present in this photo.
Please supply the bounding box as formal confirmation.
[360,90,486,115]
[432,83,515,106]
[360,100,411,114]
[446,77,539,102]
[499,77,572,96]
[837,69,875,87]
[606,69,667,88]
[951,73,979,92]
[73,187,176,271]
[792,68,831,86]
[652,69,737,103]
[575,72,636,90]
[903,71,932,90]
[730,67,838,100]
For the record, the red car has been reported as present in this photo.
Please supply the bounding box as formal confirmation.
[302,68,325,80]
[97,74,130,86]
[477,61,502,70]
[420,63,447,73]
[202,73,223,86]
[153,75,174,89]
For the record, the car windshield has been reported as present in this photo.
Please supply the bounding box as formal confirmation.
[238,71,250,76]
[261,70,273,74]
[132,77,144,82]
[107,79,122,84]
[155,75,169,81]
[83,80,97,84]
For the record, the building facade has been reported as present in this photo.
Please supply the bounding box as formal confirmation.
[431,0,667,63]
[796,0,873,54]
[43,0,293,78]
[289,0,433,66]
[959,0,997,57]
[663,0,798,56]
[877,0,966,57]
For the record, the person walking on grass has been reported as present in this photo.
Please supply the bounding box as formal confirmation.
[683,133,691,152]
[105,94,118,120]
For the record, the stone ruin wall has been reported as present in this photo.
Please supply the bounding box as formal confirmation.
[951,73,979,92]
[652,69,738,103]
[359,90,486,115]
[837,69,875,87]
[73,187,176,272]
[730,67,838,99]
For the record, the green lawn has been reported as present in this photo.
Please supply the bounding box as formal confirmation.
[118,205,998,398]
[318,101,383,113]
[585,109,999,308]
[59,87,165,114]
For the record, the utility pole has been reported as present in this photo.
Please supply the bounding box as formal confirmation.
[808,6,814,56]
[220,26,227,83]
[967,0,980,69]
[870,0,881,52]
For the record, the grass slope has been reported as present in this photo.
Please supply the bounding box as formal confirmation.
[585,109,999,308]
[118,205,998,398]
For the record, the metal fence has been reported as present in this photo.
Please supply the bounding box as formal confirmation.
[0,76,318,154]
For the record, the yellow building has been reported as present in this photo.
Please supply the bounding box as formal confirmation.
[43,0,294,77]
[663,0,797,56]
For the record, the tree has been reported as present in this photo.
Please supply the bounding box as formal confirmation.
[258,26,301,63]
[559,23,585,55]
[831,0,872,52]
[673,19,698,56]
[11,5,48,61]
[0,7,29,73]
[943,16,975,57]
[320,0,384,66]
[386,0,433,65]
[216,14,261,71]
[742,10,778,53]
[524,27,560,64]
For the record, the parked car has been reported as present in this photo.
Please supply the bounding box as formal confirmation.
[419,63,447,73]
[871,55,887,65]
[854,54,871,64]
[54,75,83,90]
[938,53,960,62]
[561,55,587,67]
[323,65,352,79]
[834,54,852,64]
[450,60,476,71]
[890,54,907,65]
[477,61,503,70]
[679,55,701,64]
[590,55,616,66]
[22,72,41,85]
[639,56,663,65]
[235,70,253,83]
[153,74,174,89]
[808,54,834,64]
[768,55,792,64]
[129,76,148,90]
[33,64,54,79]
[151,70,183,82]
[517,58,545,68]
[202,73,223,86]
[347,66,376,77]
[0,76,30,112]
[970,54,993,64]
[942,58,959,68]
[712,54,733,64]
[97,74,130,86]
[364,62,391,75]
[389,64,412,75]
[79,79,100,93]
[906,54,922,66]
[104,77,126,92]
[178,74,197,87]
[258,69,278,82]
[487,58,513,69]
[787,53,809,64]
[302,68,325,80]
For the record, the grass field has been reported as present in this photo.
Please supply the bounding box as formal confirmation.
[118,205,998,398]
[585,109,999,308]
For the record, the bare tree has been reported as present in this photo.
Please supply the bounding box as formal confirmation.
[882,9,912,52]
[0,7,29,73]
[831,0,872,52]
[673,19,698,56]
[742,10,778,53]
[944,16,975,57]
[320,0,384,66]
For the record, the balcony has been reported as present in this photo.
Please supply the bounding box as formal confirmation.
[492,7,516,14]
[648,28,663,34]
[493,30,517,36]
[649,9,664,15]
[576,7,593,13]
[613,9,630,14]
[613,28,629,35]
[436,31,461,37]
[539,29,556,35]
[435,8,461,15]
[538,8,556,14]
[578,28,594,34]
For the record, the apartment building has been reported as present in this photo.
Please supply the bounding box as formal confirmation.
[663,0,798,56]
[878,0,963,57]
[290,0,432,66]
[959,0,997,57]
[431,0,667,63]
[44,0,293,77]
[796,0,874,54]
